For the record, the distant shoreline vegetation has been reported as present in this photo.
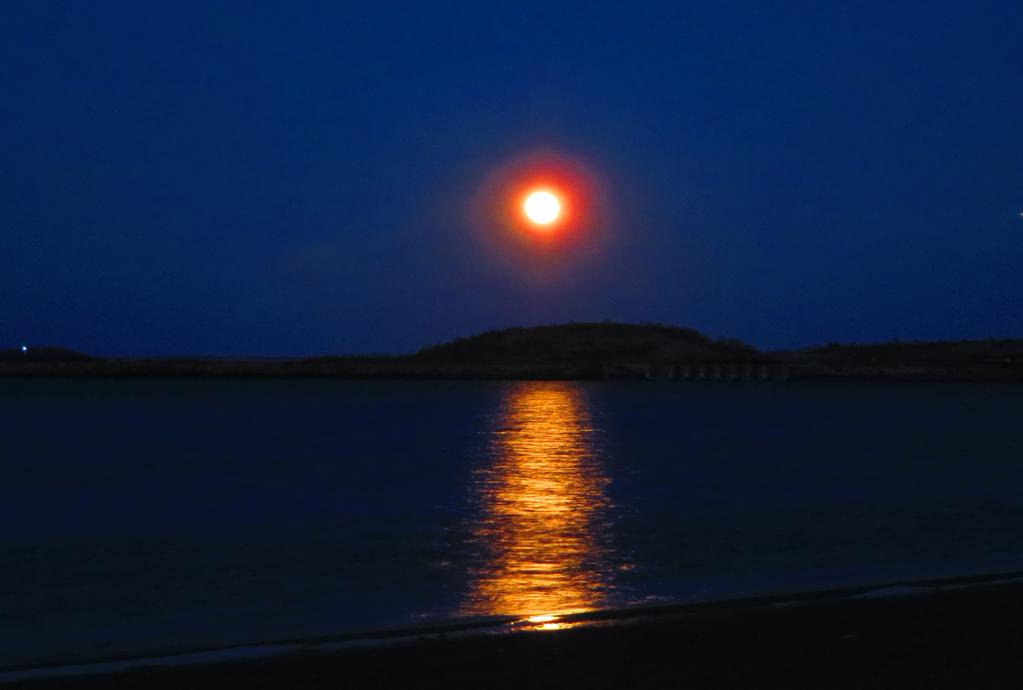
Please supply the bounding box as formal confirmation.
[3,322,1023,381]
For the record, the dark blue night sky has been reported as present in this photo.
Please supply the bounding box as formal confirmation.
[3,1,1021,356]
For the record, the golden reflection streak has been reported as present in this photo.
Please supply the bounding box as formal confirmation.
[461,381,615,624]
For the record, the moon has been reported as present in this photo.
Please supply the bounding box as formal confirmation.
[523,190,561,226]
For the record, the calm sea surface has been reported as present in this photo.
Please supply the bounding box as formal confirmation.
[2,379,1022,667]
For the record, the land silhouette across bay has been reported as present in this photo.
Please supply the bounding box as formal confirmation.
[3,322,1023,381]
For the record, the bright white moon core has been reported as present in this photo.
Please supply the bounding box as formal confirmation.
[523,190,561,225]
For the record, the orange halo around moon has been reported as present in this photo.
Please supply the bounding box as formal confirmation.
[468,149,609,273]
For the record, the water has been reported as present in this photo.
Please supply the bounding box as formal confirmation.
[2,379,1022,667]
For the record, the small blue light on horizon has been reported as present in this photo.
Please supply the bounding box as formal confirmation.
[21,345,28,353]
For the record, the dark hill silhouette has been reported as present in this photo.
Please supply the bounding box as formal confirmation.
[2,326,1023,380]
[415,323,756,363]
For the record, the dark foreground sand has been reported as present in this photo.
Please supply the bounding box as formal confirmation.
[9,575,1023,689]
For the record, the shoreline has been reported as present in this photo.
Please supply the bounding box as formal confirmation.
[7,569,1023,687]
[3,362,1023,382]
[5,324,1023,382]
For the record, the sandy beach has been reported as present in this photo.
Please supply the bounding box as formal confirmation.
[7,572,1023,689]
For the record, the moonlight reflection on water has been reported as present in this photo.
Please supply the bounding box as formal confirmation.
[461,382,619,622]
